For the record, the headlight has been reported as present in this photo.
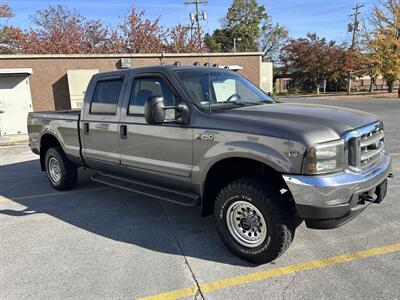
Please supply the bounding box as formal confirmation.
[303,140,344,174]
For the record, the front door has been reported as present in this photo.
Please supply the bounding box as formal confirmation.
[80,74,126,173]
[0,75,33,136]
[119,73,193,192]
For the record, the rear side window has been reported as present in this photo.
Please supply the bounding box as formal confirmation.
[90,79,123,114]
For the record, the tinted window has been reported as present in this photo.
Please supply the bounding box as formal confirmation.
[129,77,176,115]
[90,79,123,114]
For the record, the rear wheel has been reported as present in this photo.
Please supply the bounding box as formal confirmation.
[214,178,295,264]
[45,146,77,190]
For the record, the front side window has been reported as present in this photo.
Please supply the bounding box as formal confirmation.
[175,69,273,111]
[129,77,176,115]
[90,79,123,114]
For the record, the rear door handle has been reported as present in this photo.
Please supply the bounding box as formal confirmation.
[84,122,89,135]
[120,125,127,139]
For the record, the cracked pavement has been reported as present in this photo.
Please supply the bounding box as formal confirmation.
[1,98,399,299]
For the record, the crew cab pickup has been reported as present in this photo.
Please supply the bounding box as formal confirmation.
[28,65,392,264]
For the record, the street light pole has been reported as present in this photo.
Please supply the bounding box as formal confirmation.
[233,37,241,52]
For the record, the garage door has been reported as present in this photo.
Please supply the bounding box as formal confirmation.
[0,75,33,135]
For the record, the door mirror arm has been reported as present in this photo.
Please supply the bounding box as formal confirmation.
[164,103,190,125]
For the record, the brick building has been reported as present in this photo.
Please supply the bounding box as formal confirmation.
[0,52,270,136]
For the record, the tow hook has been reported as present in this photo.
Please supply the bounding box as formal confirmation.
[388,173,394,179]
[359,194,374,203]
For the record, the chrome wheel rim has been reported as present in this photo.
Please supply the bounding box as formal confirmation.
[48,157,61,183]
[226,201,267,248]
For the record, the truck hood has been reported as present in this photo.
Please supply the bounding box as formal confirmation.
[217,103,379,144]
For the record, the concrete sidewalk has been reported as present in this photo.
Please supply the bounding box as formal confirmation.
[0,134,29,146]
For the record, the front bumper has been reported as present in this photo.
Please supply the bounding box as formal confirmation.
[283,151,392,229]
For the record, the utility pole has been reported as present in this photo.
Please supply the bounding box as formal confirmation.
[185,0,207,40]
[347,3,365,94]
[0,0,13,18]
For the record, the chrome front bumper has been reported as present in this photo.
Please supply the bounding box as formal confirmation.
[282,151,392,229]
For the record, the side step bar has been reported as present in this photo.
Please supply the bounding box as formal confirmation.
[91,172,200,207]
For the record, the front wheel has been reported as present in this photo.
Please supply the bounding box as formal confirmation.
[214,178,295,264]
[45,146,77,191]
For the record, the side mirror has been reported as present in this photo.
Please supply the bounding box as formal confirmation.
[144,96,165,124]
[144,96,190,125]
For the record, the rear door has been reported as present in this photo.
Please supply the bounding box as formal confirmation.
[118,71,194,192]
[80,73,127,173]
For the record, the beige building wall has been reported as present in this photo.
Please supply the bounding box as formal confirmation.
[260,62,273,93]
[0,53,262,111]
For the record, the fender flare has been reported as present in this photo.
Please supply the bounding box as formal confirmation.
[38,131,65,171]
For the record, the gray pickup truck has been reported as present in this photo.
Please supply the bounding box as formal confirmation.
[28,64,392,264]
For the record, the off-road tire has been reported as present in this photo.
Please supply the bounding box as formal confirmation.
[214,178,295,264]
[45,146,77,191]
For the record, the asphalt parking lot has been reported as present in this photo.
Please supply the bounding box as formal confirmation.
[1,98,399,300]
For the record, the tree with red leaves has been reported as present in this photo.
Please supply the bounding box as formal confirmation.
[167,24,206,53]
[14,5,112,54]
[117,8,165,53]
[7,4,207,54]
[280,33,359,94]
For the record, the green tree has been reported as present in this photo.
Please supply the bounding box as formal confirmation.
[260,22,288,63]
[205,0,268,52]
[366,0,400,96]
[0,2,16,54]
[204,29,230,52]
[0,27,15,53]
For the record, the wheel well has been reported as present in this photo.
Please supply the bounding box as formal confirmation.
[202,157,291,216]
[40,134,61,171]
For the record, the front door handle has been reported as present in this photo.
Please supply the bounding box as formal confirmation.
[84,122,89,135]
[120,125,127,139]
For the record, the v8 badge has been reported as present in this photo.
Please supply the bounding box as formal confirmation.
[288,152,299,158]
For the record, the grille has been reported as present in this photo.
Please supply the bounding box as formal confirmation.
[360,127,384,168]
[345,122,384,171]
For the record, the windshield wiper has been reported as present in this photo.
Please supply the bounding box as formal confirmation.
[221,100,258,106]
[223,100,247,106]
[253,100,275,105]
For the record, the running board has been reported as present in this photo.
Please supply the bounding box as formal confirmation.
[91,172,200,207]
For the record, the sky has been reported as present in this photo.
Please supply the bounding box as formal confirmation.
[3,0,378,43]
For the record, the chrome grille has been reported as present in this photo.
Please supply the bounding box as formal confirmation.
[344,121,385,171]
[360,127,384,168]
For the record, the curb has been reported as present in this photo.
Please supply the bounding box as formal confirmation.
[0,134,29,147]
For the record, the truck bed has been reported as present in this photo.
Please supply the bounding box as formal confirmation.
[27,109,83,166]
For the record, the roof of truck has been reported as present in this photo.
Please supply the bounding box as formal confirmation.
[95,64,233,78]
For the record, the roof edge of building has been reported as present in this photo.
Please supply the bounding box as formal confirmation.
[0,52,263,59]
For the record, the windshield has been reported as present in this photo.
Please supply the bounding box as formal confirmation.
[175,69,274,111]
